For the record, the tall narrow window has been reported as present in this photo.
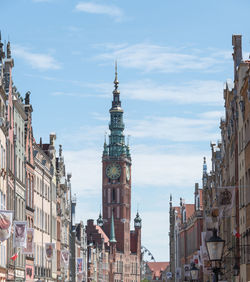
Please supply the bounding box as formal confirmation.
[112,189,116,202]
[108,207,111,218]
[1,145,4,168]
[31,178,33,208]
[117,188,120,203]
[27,177,30,207]
[18,158,20,180]
[117,207,120,219]
[108,189,111,203]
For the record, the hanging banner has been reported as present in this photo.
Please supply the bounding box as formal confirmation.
[197,250,202,266]
[0,210,13,242]
[61,249,69,267]
[184,264,190,277]
[218,187,235,208]
[22,228,34,254]
[76,258,83,274]
[45,243,55,261]
[13,221,27,248]
[25,264,34,281]
[166,272,172,279]
[193,254,199,265]
[176,267,181,279]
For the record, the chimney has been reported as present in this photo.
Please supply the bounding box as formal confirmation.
[232,35,242,79]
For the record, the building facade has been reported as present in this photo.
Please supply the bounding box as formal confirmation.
[0,33,8,282]
[169,34,250,282]
[86,67,142,282]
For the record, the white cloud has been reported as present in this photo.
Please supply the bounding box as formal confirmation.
[32,0,52,2]
[127,116,220,142]
[132,151,205,188]
[63,148,101,197]
[51,79,224,104]
[75,2,123,21]
[96,43,231,73]
[51,91,93,98]
[60,113,220,148]
[198,110,224,119]
[91,112,109,121]
[141,211,169,261]
[13,45,61,71]
[61,125,106,146]
[63,143,210,198]
[121,80,224,104]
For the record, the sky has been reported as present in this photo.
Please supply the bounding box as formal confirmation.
[0,0,249,261]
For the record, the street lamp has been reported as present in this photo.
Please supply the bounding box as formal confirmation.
[190,262,199,281]
[206,228,225,282]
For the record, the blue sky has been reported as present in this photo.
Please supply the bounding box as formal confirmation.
[1,0,249,261]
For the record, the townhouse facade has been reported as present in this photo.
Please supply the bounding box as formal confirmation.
[0,33,8,282]
[169,34,250,282]
[0,34,88,282]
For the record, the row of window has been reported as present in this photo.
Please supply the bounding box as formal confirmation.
[35,176,51,201]
[107,206,120,219]
[106,188,120,204]
[27,174,34,208]
[0,244,6,267]
[0,190,6,210]
[16,196,25,221]
[14,120,24,147]
[34,243,54,267]
[0,144,6,169]
[34,206,56,236]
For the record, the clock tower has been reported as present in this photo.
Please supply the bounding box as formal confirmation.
[102,63,131,253]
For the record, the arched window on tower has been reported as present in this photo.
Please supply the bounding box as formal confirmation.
[117,207,120,219]
[112,189,116,202]
[108,189,111,203]
[117,189,120,203]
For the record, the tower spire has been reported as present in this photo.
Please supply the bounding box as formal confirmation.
[0,31,4,60]
[107,62,127,157]
[97,211,104,227]
[202,156,208,188]
[114,60,119,88]
[7,41,11,59]
[111,61,121,108]
[203,156,207,175]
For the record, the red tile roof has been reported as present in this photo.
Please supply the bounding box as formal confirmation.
[147,262,169,279]
[185,204,195,219]
[96,225,109,245]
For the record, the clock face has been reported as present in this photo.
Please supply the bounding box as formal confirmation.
[126,165,130,181]
[106,163,121,180]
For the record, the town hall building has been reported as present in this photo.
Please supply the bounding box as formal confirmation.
[86,65,142,282]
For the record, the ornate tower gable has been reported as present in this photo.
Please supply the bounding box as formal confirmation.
[102,64,132,254]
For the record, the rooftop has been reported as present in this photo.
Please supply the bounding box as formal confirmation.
[147,262,169,279]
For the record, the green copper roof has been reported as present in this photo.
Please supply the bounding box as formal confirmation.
[103,64,131,159]
[109,210,117,243]
[97,212,104,227]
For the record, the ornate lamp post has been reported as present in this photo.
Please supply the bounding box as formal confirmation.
[190,262,199,281]
[206,228,225,282]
